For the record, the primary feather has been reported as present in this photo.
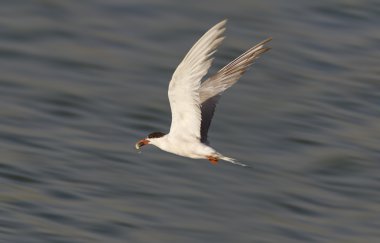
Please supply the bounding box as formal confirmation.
[200,38,272,143]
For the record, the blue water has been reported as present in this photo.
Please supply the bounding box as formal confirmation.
[1,0,379,242]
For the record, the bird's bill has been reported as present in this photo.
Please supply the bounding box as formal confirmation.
[135,139,149,150]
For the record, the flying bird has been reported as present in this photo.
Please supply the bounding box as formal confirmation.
[135,20,271,166]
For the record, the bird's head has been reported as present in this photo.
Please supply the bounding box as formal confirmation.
[135,132,166,150]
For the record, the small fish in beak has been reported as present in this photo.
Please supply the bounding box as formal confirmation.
[135,139,149,150]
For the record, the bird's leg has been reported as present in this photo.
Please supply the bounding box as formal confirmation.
[206,156,219,165]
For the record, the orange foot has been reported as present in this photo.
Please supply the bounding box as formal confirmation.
[206,156,219,165]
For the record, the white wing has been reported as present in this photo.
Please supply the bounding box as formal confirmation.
[168,20,226,141]
[199,38,272,143]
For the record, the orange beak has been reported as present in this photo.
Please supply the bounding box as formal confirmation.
[135,139,149,150]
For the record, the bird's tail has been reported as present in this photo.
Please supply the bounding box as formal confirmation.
[219,155,248,167]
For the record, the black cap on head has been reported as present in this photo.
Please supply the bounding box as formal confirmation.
[148,132,166,139]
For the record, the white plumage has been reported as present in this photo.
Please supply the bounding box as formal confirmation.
[136,20,271,166]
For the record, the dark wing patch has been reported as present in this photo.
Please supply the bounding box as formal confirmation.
[148,132,166,139]
[200,96,220,144]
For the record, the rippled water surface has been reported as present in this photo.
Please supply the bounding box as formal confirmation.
[1,0,380,242]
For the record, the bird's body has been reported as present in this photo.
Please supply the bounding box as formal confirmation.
[135,20,271,166]
[148,135,216,159]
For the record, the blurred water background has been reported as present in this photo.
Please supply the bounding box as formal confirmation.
[1,0,380,242]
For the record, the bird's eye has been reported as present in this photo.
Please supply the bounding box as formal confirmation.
[148,132,166,138]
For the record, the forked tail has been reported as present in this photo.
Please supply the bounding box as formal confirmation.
[219,155,248,167]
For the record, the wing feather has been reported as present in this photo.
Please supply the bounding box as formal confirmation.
[199,38,272,143]
[168,20,226,141]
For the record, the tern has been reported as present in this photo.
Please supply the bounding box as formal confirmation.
[135,20,271,166]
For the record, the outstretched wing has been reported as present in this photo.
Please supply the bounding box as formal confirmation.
[199,38,272,143]
[168,20,226,141]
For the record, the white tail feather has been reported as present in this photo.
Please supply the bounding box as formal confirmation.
[219,155,248,167]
